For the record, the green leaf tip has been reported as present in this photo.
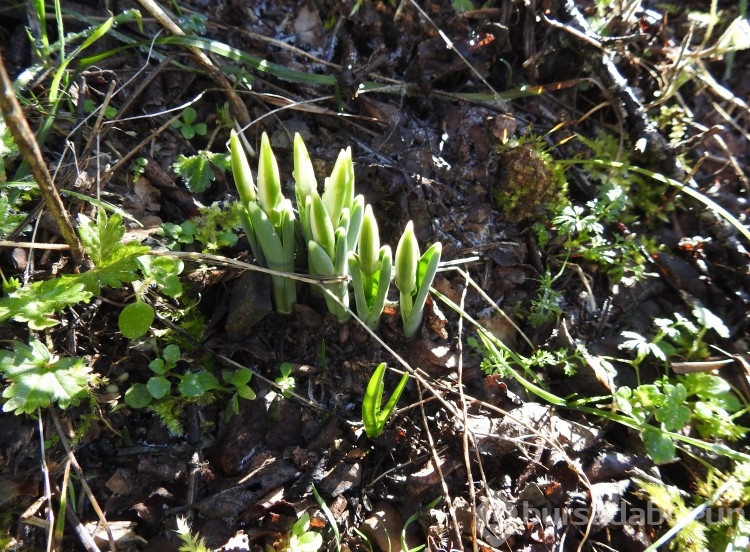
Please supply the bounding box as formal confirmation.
[229,130,256,205]
[257,132,283,217]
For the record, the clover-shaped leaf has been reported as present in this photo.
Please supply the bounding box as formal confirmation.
[178,371,220,397]
[172,107,207,139]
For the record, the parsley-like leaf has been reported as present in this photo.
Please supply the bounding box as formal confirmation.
[77,211,149,293]
[642,426,676,464]
[137,256,184,298]
[655,382,691,431]
[0,277,92,329]
[173,152,230,193]
[78,211,125,266]
[0,339,92,414]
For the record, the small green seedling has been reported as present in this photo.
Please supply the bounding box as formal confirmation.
[130,156,148,182]
[172,107,207,140]
[222,366,256,419]
[159,202,241,252]
[124,344,225,410]
[283,511,323,552]
[394,221,442,339]
[362,362,409,439]
[174,516,210,552]
[160,220,198,250]
[118,254,184,340]
[615,373,749,464]
[124,344,181,408]
[173,150,231,193]
[275,362,295,399]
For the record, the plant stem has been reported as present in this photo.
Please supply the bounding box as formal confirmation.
[0,54,84,265]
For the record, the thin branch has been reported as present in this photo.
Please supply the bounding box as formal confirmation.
[49,407,115,552]
[0,54,84,264]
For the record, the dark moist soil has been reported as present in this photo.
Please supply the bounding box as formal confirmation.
[1,0,749,551]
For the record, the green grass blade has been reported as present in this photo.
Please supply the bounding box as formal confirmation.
[432,288,568,406]
[49,15,115,103]
[156,35,338,87]
[312,484,341,550]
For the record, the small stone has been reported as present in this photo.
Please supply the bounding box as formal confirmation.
[225,272,272,340]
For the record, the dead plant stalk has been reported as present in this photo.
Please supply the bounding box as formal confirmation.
[0,54,84,264]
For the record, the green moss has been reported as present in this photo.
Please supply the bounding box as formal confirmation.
[490,139,568,224]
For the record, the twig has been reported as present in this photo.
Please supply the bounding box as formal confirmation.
[35,412,55,552]
[417,381,464,550]
[151,249,349,285]
[407,0,508,110]
[0,240,71,250]
[0,54,84,264]
[545,1,671,163]
[49,407,115,552]
[455,273,478,552]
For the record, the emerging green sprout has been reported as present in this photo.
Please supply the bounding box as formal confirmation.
[295,134,363,322]
[230,130,296,314]
[349,205,392,329]
[362,362,409,439]
[322,146,355,227]
[230,131,442,334]
[394,221,442,339]
[308,227,350,323]
[293,133,317,240]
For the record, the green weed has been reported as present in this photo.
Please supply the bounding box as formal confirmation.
[275,362,296,399]
[159,202,241,252]
[231,131,442,333]
[282,511,323,552]
[173,150,231,194]
[174,516,210,552]
[172,107,207,140]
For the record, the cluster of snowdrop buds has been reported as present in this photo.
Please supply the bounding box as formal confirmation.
[229,130,441,338]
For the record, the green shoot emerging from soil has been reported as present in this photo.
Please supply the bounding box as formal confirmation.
[362,362,410,439]
[230,131,441,335]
